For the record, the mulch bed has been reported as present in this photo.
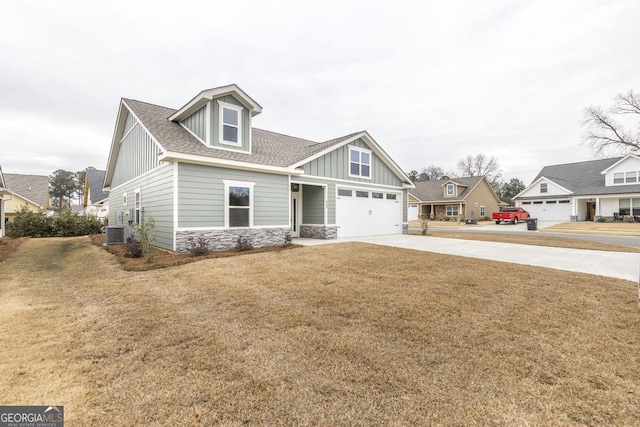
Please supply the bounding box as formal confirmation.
[90,234,299,271]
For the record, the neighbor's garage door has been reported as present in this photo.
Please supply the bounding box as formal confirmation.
[336,188,401,238]
[521,200,571,221]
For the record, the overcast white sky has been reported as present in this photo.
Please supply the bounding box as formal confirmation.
[1,0,639,184]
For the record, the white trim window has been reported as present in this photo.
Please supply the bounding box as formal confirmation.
[480,206,485,217]
[134,188,141,224]
[348,147,371,179]
[445,184,455,196]
[540,183,548,193]
[446,205,459,216]
[218,101,242,146]
[224,180,254,228]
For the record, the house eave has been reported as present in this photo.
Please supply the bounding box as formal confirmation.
[160,152,303,176]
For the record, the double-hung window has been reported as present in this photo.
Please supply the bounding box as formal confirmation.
[134,189,141,224]
[349,147,371,179]
[224,181,254,227]
[446,184,455,196]
[446,205,459,216]
[540,183,548,193]
[219,101,242,146]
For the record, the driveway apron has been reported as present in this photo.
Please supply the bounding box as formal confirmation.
[300,235,640,282]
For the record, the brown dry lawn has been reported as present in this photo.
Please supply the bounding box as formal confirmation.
[1,237,640,425]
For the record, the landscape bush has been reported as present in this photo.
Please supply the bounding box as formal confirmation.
[6,205,104,238]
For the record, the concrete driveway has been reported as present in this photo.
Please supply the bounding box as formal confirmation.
[297,234,640,282]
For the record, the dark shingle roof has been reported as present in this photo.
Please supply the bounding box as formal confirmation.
[86,169,108,203]
[4,173,49,207]
[526,157,640,196]
[410,176,484,202]
[123,99,361,168]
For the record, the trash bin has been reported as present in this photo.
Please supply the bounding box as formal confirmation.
[526,218,537,230]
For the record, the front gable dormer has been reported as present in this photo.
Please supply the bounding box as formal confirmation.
[442,180,465,198]
[170,84,262,154]
[601,154,640,186]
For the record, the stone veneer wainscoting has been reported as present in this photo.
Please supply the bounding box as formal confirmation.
[176,227,291,253]
[299,225,338,240]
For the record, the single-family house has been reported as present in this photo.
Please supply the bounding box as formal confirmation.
[104,84,414,253]
[514,155,640,221]
[0,168,50,236]
[83,168,109,218]
[408,176,501,221]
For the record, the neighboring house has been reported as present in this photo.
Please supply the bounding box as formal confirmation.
[83,168,109,218]
[0,170,50,237]
[408,176,501,220]
[104,84,414,253]
[514,155,640,221]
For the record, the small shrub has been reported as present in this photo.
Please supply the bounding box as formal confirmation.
[133,218,156,263]
[125,237,143,258]
[419,215,428,235]
[236,236,253,251]
[283,232,292,247]
[187,236,210,256]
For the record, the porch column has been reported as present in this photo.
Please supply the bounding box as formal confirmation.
[595,197,600,217]
[459,202,463,217]
[430,204,435,219]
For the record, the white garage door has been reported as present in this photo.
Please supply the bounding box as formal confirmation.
[336,188,401,238]
[521,201,571,221]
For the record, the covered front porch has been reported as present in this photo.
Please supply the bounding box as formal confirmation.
[290,182,337,239]
[573,195,640,221]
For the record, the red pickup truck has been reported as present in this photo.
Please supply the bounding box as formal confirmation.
[492,207,530,224]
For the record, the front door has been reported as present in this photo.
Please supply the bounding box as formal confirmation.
[587,202,596,221]
[291,192,301,237]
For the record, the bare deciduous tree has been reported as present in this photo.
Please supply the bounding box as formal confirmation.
[582,90,640,155]
[457,153,502,190]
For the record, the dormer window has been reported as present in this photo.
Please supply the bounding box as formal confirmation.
[219,101,242,146]
[613,173,624,184]
[446,184,455,196]
[349,147,371,179]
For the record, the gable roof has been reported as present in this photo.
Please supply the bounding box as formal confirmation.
[106,94,413,187]
[3,173,49,207]
[409,176,486,202]
[85,169,108,204]
[168,84,262,122]
[519,156,640,197]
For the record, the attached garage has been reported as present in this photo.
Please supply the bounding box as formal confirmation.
[520,200,571,221]
[336,187,401,238]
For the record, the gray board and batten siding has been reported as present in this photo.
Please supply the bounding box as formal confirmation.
[301,185,325,225]
[298,138,408,223]
[181,105,207,141]
[182,95,251,151]
[302,138,403,187]
[177,162,290,229]
[111,110,161,189]
[108,163,175,251]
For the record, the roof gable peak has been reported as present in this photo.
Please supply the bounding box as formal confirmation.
[168,84,262,122]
